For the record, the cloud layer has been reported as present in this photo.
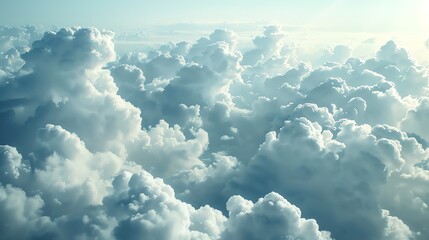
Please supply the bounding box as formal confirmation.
[0,25,428,240]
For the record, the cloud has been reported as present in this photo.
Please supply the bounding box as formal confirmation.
[314,45,352,66]
[363,37,377,44]
[0,26,42,77]
[376,40,414,71]
[0,145,28,182]
[222,192,332,240]
[230,116,419,240]
[128,120,209,177]
[241,25,291,77]
[0,27,142,156]
[242,25,285,66]
[169,152,240,211]
[401,97,429,142]
[138,53,185,83]
[0,184,51,240]
[382,209,413,240]
[1,25,429,240]
[106,170,227,240]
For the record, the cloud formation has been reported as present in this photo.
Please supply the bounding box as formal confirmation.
[0,25,428,240]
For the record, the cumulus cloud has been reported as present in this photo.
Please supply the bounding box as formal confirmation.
[1,25,429,240]
[0,26,42,77]
[317,45,352,65]
[401,97,429,141]
[128,120,209,177]
[242,25,285,66]
[105,170,226,240]
[222,192,332,240]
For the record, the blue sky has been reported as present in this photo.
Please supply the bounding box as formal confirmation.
[1,0,427,32]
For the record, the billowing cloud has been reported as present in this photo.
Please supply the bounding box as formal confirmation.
[401,97,429,142]
[0,26,42,77]
[0,25,428,240]
[222,192,332,240]
[242,25,285,66]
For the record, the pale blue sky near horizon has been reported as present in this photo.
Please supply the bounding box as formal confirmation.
[1,0,428,32]
[2,0,428,64]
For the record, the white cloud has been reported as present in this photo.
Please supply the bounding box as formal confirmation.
[0,184,51,240]
[0,26,42,77]
[401,97,429,142]
[0,145,28,181]
[0,25,429,240]
[376,40,414,71]
[242,25,285,66]
[128,120,208,177]
[105,170,227,240]
[222,192,332,240]
[382,209,413,240]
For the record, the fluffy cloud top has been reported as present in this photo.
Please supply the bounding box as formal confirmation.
[222,192,332,240]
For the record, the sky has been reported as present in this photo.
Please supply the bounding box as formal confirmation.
[1,1,429,240]
[3,0,429,61]
[1,0,428,32]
